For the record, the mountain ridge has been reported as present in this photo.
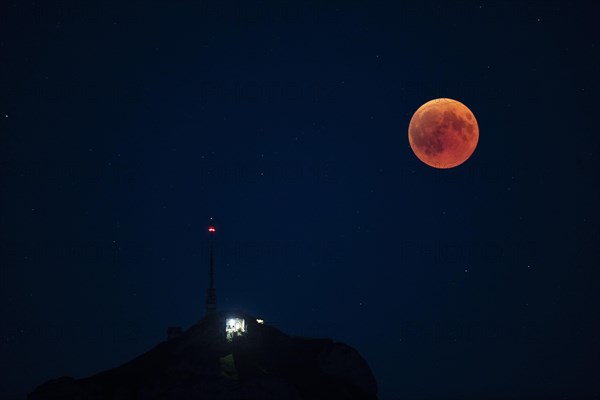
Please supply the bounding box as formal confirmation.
[28,311,378,400]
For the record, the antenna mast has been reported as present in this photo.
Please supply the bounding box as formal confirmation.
[205,218,217,315]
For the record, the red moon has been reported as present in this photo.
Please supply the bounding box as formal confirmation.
[408,98,479,169]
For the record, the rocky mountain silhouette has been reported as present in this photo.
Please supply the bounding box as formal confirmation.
[28,312,378,400]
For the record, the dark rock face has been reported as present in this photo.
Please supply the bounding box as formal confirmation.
[28,312,378,400]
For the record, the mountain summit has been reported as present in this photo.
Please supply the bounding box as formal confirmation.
[28,312,378,400]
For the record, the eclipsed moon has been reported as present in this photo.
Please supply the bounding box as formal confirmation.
[408,98,479,169]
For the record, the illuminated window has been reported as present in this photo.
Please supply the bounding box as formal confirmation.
[225,318,245,342]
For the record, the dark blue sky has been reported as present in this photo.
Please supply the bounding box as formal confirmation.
[1,1,599,399]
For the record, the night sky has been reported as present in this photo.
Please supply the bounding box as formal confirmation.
[1,1,599,399]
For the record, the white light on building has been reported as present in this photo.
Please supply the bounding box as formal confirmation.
[225,318,246,342]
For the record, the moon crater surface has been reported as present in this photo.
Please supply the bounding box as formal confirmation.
[408,98,479,169]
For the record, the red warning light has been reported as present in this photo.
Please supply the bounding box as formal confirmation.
[208,226,216,232]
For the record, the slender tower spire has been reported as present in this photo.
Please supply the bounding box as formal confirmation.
[205,218,217,315]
